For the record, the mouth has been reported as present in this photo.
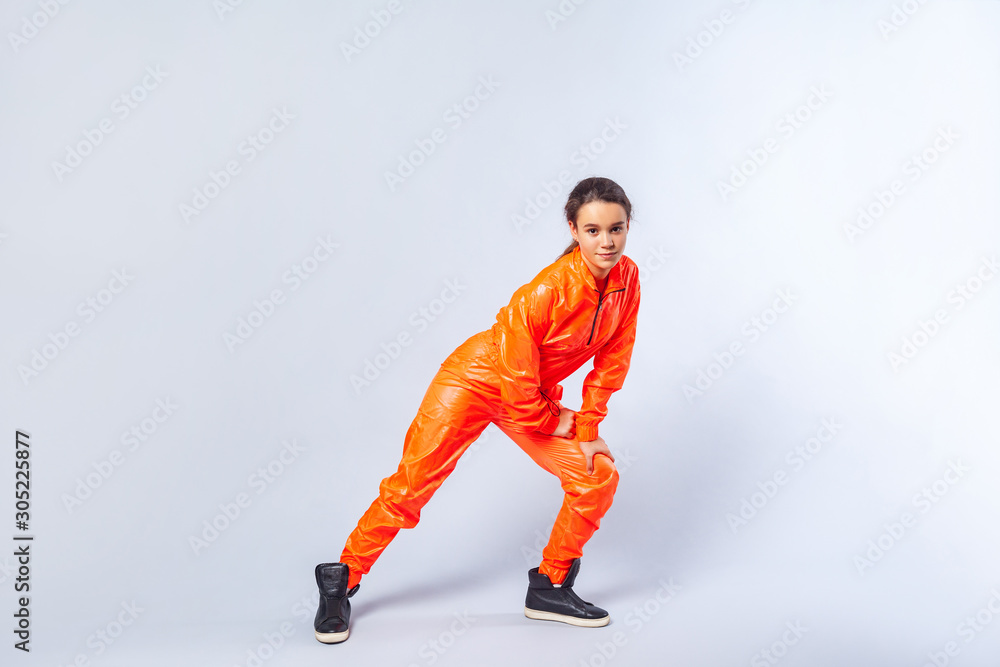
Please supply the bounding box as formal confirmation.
[597,251,617,259]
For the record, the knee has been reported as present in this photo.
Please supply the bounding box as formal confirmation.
[595,455,620,493]
[572,455,619,494]
[378,479,423,528]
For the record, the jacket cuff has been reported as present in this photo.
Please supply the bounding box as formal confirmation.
[575,419,599,442]
[538,408,562,436]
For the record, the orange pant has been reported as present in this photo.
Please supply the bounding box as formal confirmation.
[340,330,619,589]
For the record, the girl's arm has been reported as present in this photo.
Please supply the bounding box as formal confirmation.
[576,282,641,442]
[493,284,563,435]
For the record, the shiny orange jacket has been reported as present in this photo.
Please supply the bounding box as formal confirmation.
[487,244,641,442]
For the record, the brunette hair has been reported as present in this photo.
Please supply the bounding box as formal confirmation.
[558,176,633,260]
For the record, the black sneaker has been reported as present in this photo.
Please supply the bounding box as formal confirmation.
[314,562,360,643]
[524,558,610,627]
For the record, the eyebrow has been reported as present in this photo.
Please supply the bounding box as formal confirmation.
[581,221,626,228]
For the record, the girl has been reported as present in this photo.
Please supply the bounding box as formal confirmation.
[314,176,641,643]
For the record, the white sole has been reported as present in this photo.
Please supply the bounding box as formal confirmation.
[524,606,610,627]
[315,628,349,643]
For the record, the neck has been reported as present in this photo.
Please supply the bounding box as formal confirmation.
[580,254,611,282]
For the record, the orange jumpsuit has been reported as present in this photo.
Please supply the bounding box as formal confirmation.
[340,244,641,589]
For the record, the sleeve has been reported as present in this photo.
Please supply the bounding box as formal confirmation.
[575,281,640,442]
[493,284,563,435]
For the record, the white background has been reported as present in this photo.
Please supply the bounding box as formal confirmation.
[1,1,999,665]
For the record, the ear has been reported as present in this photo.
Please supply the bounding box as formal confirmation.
[567,219,578,242]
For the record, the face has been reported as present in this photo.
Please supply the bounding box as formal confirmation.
[569,201,629,281]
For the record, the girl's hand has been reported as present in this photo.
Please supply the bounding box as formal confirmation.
[551,407,576,439]
[578,436,615,475]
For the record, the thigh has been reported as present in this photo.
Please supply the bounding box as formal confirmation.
[438,330,502,399]
[493,418,614,484]
[401,359,496,464]
[413,365,493,429]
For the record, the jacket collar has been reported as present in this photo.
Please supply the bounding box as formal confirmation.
[570,244,627,293]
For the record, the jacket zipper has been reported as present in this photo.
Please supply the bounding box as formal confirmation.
[587,287,625,345]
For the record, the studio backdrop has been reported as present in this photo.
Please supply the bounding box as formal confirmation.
[1,1,999,665]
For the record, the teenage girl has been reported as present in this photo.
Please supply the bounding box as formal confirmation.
[314,176,641,643]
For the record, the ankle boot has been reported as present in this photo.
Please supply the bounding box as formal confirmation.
[524,558,609,627]
[314,562,360,643]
